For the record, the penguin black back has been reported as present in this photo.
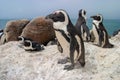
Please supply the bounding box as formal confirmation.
[75,9,91,41]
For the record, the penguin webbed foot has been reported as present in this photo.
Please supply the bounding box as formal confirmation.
[64,64,74,70]
[79,59,85,67]
[58,57,70,64]
[102,43,114,48]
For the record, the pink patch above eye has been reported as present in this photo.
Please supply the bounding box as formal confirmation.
[53,11,59,14]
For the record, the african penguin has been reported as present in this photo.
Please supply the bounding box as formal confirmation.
[23,40,44,51]
[0,29,6,44]
[90,14,113,48]
[17,36,33,44]
[75,9,91,41]
[46,9,85,70]
[0,29,3,38]
[0,29,3,33]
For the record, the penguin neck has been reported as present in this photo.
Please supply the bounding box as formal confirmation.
[82,14,87,21]
[67,17,74,29]
[78,16,86,24]
[93,20,101,27]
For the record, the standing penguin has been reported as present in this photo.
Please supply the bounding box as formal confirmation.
[75,9,91,42]
[90,14,113,48]
[46,9,85,70]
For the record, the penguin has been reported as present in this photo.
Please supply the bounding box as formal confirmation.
[17,36,44,51]
[23,40,44,51]
[90,14,113,48]
[0,29,3,33]
[0,29,3,38]
[0,29,6,44]
[46,9,85,70]
[75,9,91,41]
[17,36,33,44]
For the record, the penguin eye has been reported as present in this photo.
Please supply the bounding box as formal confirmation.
[97,16,101,21]
[84,11,86,15]
[57,16,61,19]
[57,12,65,19]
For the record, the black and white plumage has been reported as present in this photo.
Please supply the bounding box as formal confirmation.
[23,40,44,51]
[0,29,3,33]
[0,29,3,38]
[17,36,33,44]
[46,9,85,70]
[0,29,6,44]
[90,14,113,48]
[75,9,91,41]
[18,36,44,51]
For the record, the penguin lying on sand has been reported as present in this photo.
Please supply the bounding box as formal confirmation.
[0,29,6,44]
[18,36,44,51]
[18,36,32,44]
[46,9,85,70]
[0,29,3,33]
[90,14,113,48]
[75,9,91,41]
[0,29,3,38]
[23,40,44,51]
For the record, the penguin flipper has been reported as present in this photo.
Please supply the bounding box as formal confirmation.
[57,40,63,53]
[102,43,114,48]
[64,35,76,70]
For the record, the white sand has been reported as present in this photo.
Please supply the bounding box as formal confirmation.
[0,33,120,80]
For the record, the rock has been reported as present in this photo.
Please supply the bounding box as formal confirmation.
[3,19,30,42]
[113,29,120,36]
[21,17,55,45]
[0,33,120,80]
[111,32,120,42]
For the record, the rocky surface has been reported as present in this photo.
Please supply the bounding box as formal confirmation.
[21,17,55,45]
[113,29,120,36]
[0,33,120,80]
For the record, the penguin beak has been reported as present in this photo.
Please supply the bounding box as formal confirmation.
[90,15,96,19]
[45,13,54,19]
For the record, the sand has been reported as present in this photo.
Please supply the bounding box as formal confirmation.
[0,33,120,80]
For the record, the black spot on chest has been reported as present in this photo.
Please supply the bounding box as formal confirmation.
[55,29,70,43]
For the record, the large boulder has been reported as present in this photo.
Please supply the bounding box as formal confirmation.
[0,33,120,80]
[21,17,55,45]
[3,19,30,43]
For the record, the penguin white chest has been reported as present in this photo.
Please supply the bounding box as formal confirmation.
[92,24,99,44]
[55,30,70,56]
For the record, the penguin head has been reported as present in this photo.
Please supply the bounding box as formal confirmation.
[24,40,32,47]
[79,9,86,19]
[91,14,103,23]
[18,36,24,43]
[46,9,69,29]
[23,40,34,51]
